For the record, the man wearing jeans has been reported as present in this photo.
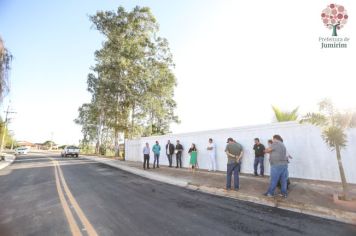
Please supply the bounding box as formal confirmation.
[152,141,161,168]
[253,138,265,176]
[264,135,289,198]
[225,137,243,190]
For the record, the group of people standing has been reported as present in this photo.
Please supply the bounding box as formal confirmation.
[143,134,290,198]
[142,138,217,171]
[224,135,290,198]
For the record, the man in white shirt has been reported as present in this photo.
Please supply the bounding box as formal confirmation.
[143,143,150,170]
[207,138,217,171]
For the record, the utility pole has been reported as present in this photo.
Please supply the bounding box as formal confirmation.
[50,132,54,150]
[7,130,14,150]
[0,104,16,154]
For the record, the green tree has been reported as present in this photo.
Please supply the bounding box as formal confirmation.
[0,117,15,149]
[272,106,299,122]
[141,59,179,136]
[77,6,178,157]
[75,102,101,153]
[301,99,356,200]
[43,140,55,150]
[0,37,12,102]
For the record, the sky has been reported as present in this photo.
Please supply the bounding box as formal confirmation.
[0,0,355,145]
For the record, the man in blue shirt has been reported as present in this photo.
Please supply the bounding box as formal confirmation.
[152,141,161,168]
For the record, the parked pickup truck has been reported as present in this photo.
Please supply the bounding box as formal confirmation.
[61,146,80,157]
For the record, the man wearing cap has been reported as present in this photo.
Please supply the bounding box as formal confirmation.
[225,137,244,190]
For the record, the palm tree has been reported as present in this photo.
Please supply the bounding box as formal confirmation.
[272,105,299,122]
[301,99,356,200]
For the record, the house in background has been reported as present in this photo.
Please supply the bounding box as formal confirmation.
[16,141,35,149]
[34,143,45,150]
[34,142,59,150]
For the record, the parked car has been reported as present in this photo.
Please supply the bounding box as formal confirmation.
[15,147,29,155]
[61,146,80,157]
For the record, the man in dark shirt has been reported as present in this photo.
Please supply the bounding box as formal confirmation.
[253,138,265,176]
[166,140,175,167]
[175,140,184,168]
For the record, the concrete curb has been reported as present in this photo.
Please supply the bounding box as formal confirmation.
[0,153,16,170]
[84,156,188,187]
[84,156,356,226]
[187,184,356,225]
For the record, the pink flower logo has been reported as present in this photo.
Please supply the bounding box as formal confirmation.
[321,4,348,36]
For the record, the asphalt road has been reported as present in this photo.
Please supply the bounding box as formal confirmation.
[0,153,355,236]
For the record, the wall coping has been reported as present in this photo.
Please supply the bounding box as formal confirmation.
[125,121,313,141]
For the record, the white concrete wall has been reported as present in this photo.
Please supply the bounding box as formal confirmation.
[125,122,356,184]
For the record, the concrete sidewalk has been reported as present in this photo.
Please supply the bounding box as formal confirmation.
[0,153,16,170]
[84,156,356,225]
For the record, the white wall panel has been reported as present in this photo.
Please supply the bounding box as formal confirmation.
[125,122,356,183]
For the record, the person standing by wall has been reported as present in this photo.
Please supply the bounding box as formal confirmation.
[143,142,150,170]
[233,139,243,172]
[175,140,184,168]
[253,138,265,176]
[277,137,292,190]
[188,143,198,172]
[152,141,161,168]
[165,140,175,167]
[225,137,244,190]
[264,135,289,198]
[265,139,273,174]
[267,139,273,162]
[207,138,216,171]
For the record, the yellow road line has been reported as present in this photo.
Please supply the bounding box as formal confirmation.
[54,162,83,236]
[56,162,99,236]
[52,159,98,236]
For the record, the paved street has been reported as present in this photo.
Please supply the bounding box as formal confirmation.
[0,153,355,236]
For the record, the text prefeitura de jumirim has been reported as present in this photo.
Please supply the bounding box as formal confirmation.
[319,37,349,42]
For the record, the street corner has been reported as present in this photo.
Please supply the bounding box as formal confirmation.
[4,154,16,162]
[0,153,16,170]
